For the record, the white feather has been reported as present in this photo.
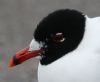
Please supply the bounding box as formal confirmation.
[29,38,40,51]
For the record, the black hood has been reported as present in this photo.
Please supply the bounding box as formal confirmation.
[34,9,86,65]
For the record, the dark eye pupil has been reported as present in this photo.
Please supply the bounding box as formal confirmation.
[53,33,64,43]
[54,34,63,40]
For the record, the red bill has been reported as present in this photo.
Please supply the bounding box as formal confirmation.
[9,47,43,67]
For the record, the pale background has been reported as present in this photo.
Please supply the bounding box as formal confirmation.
[0,0,100,82]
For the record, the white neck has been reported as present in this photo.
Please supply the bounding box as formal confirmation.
[76,16,100,53]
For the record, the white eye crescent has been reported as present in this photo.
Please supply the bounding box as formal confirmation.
[52,32,66,43]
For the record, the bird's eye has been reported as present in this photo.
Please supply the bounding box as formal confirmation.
[52,33,65,43]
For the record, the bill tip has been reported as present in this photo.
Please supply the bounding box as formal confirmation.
[8,58,15,68]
